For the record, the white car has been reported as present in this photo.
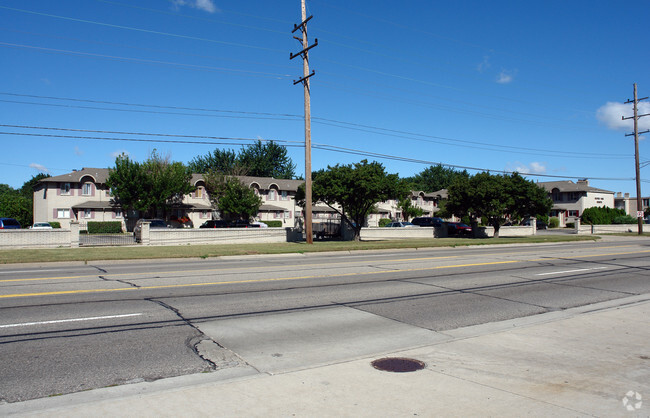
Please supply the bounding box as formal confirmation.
[30,222,53,229]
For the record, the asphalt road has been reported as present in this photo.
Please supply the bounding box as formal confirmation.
[1,237,649,403]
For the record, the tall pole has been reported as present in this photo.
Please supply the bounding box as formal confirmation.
[290,0,317,244]
[301,0,313,244]
[624,83,649,235]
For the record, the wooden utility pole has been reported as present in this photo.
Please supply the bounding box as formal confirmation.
[623,83,649,235]
[290,0,317,244]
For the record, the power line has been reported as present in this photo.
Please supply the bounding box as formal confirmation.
[1,92,629,159]
[0,42,292,79]
[0,124,303,145]
[0,129,637,182]
[0,6,285,53]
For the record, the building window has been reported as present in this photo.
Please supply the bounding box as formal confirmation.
[284,210,291,219]
[281,191,288,201]
[643,199,649,207]
[60,183,71,195]
[196,187,203,199]
[82,183,92,196]
[57,209,70,219]
[84,209,92,219]
[268,189,277,201]
[115,209,123,218]
[568,210,579,217]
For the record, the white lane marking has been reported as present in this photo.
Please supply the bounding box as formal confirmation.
[536,267,608,276]
[0,313,143,329]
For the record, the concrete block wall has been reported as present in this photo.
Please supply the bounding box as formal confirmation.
[148,228,289,246]
[577,224,640,234]
[359,227,435,241]
[0,230,73,249]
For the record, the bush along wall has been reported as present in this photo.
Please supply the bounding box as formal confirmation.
[262,221,283,228]
[87,221,123,234]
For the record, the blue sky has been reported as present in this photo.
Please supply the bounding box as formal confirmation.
[2,0,649,196]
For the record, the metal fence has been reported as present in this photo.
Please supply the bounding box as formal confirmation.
[79,233,136,247]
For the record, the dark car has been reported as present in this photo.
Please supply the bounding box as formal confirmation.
[411,217,444,227]
[230,219,261,228]
[0,217,21,229]
[447,222,471,236]
[200,220,230,228]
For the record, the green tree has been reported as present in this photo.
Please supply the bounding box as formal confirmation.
[296,160,409,241]
[445,172,551,238]
[188,149,240,175]
[189,141,296,179]
[0,188,31,227]
[405,164,469,193]
[398,197,424,221]
[106,151,194,218]
[239,141,296,179]
[0,174,51,227]
[203,172,262,221]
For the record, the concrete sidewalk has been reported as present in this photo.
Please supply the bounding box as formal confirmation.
[3,295,649,417]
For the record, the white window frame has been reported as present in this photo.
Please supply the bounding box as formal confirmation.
[57,208,70,219]
[268,189,277,201]
[281,191,288,201]
[82,183,92,196]
[115,209,123,218]
[84,209,92,219]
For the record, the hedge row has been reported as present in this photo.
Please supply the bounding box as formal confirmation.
[87,221,123,234]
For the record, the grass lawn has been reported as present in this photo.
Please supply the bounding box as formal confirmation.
[0,235,601,264]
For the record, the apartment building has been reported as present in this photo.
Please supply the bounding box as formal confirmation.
[538,179,614,227]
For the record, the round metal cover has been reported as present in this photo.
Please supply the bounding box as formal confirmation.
[371,357,425,373]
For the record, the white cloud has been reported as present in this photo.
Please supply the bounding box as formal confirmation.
[477,55,490,73]
[30,163,50,173]
[596,101,650,131]
[170,0,218,13]
[496,69,516,84]
[506,161,547,175]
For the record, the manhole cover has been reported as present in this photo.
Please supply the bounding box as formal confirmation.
[371,357,425,373]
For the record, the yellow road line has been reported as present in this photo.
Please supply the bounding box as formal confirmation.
[1,248,648,293]
[0,259,521,299]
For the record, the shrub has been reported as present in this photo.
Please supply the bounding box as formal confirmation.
[612,215,637,224]
[378,218,392,227]
[548,217,559,228]
[49,222,61,229]
[581,206,627,225]
[87,221,123,234]
[263,220,283,228]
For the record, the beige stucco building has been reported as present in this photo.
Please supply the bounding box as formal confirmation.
[538,179,615,227]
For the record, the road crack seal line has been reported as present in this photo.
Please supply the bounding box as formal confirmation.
[146,298,253,372]
[97,275,139,288]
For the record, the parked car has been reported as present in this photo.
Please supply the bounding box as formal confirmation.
[411,217,444,227]
[520,219,547,230]
[133,219,168,242]
[386,221,420,228]
[30,222,53,229]
[230,219,261,228]
[447,222,471,236]
[200,220,230,228]
[0,217,21,229]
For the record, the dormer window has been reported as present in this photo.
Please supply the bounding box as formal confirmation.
[82,183,93,196]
